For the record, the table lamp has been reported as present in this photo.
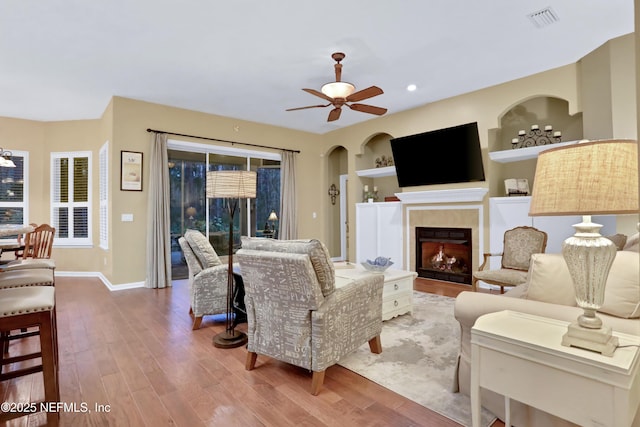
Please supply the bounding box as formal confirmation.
[267,210,278,238]
[207,170,257,348]
[529,139,639,356]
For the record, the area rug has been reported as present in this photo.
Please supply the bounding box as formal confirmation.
[338,291,496,427]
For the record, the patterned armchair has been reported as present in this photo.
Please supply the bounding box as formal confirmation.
[237,237,384,395]
[178,229,229,330]
[472,226,548,293]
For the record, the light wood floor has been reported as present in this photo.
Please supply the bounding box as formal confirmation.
[1,276,505,427]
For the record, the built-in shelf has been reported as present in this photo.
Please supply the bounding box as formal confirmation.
[489,140,580,163]
[355,165,396,178]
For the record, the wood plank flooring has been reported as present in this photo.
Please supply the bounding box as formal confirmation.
[1,276,505,427]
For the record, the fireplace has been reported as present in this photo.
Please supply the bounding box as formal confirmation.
[415,227,472,285]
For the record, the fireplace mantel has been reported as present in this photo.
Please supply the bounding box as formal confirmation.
[395,187,489,204]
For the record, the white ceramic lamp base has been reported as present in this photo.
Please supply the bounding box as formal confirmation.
[561,216,618,357]
[561,322,619,356]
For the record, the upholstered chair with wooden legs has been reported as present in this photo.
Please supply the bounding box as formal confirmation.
[0,286,59,426]
[178,230,229,330]
[472,226,548,293]
[0,264,56,355]
[237,237,384,395]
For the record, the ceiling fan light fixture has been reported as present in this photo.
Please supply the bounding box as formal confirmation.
[321,82,355,99]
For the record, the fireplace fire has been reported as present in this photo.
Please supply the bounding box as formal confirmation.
[416,227,472,285]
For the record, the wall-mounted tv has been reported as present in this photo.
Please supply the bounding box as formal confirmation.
[390,122,485,188]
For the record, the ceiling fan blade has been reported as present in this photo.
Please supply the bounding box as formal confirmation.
[302,88,334,102]
[327,108,342,122]
[346,86,384,102]
[286,104,330,111]
[348,103,388,116]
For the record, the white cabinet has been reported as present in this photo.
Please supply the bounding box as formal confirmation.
[355,202,402,265]
[489,197,616,268]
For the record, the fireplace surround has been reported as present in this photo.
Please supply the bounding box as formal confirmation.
[399,188,488,286]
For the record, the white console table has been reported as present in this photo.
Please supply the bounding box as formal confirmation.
[471,311,640,427]
[334,264,416,321]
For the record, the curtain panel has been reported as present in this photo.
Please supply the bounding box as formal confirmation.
[279,150,297,240]
[145,132,172,288]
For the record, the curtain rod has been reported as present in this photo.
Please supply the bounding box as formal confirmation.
[146,128,301,153]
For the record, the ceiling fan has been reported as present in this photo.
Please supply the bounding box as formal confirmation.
[287,52,387,122]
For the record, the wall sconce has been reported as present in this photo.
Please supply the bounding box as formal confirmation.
[328,183,340,205]
[0,148,16,168]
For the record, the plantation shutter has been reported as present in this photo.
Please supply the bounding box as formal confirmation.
[51,152,92,246]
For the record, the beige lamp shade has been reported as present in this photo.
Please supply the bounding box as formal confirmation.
[529,139,639,216]
[267,210,278,221]
[206,170,257,199]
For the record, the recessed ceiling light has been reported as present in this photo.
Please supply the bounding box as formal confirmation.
[407,84,417,92]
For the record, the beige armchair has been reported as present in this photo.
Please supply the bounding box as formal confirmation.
[178,229,229,330]
[237,237,384,395]
[472,226,548,293]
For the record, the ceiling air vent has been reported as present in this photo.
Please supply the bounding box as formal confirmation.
[527,7,559,28]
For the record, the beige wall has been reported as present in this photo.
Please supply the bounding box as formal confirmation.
[580,33,637,139]
[106,97,325,285]
[4,30,638,285]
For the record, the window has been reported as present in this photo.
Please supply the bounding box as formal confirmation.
[167,141,281,279]
[0,150,28,226]
[51,152,92,246]
[99,142,109,249]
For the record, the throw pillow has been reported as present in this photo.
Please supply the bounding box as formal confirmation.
[240,237,335,296]
[525,251,640,319]
[524,253,576,306]
[599,251,640,319]
[184,229,222,269]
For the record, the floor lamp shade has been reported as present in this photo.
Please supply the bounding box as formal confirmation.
[206,170,257,349]
[206,170,257,199]
[529,139,639,356]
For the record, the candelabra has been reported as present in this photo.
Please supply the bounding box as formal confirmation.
[512,125,561,149]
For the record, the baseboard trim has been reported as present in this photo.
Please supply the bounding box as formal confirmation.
[54,271,146,291]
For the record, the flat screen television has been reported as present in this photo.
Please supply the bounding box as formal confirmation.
[390,122,485,187]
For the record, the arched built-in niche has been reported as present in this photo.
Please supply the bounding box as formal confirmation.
[356,132,400,202]
[326,145,348,258]
[488,96,583,197]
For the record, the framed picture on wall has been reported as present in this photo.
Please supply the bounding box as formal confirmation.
[121,151,143,191]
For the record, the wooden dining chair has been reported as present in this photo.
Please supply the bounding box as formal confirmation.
[19,224,55,259]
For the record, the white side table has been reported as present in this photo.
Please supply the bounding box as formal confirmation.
[471,311,640,427]
[334,264,416,321]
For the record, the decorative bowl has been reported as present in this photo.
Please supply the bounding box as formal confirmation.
[361,257,394,273]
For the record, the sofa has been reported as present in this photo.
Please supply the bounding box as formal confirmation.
[454,235,640,427]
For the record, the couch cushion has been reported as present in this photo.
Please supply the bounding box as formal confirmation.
[524,253,576,306]
[599,251,640,319]
[184,229,222,269]
[240,237,335,296]
[524,251,640,319]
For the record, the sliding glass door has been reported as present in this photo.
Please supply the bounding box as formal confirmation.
[168,144,281,279]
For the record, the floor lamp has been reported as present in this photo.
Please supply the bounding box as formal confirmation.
[207,170,257,349]
[529,139,639,356]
